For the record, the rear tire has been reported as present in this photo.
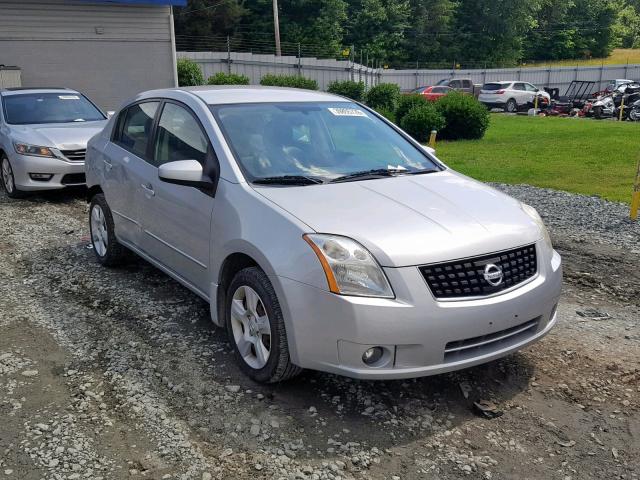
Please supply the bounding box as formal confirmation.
[504,99,518,113]
[629,109,640,121]
[1,154,26,199]
[89,193,128,267]
[226,267,302,383]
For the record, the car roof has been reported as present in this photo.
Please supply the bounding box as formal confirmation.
[138,85,349,105]
[0,87,78,96]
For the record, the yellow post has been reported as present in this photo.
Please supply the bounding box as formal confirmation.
[631,160,640,221]
[428,130,437,148]
[619,96,626,121]
[534,94,539,111]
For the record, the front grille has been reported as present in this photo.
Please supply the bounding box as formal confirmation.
[61,173,86,185]
[61,149,86,162]
[419,244,537,299]
[444,317,540,362]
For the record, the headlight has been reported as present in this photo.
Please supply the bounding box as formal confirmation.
[521,203,552,249]
[14,143,55,158]
[303,234,394,298]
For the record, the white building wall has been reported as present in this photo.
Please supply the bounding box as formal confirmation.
[0,0,177,109]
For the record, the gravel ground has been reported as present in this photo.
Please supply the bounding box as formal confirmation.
[0,184,638,480]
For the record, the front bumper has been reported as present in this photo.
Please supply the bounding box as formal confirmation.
[276,244,562,380]
[8,152,85,191]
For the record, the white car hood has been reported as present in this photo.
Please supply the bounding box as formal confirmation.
[255,170,542,267]
[10,120,107,150]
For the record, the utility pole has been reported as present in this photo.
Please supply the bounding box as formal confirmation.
[272,0,281,56]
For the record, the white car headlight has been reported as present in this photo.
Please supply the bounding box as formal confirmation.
[303,234,394,298]
[521,203,552,249]
[14,142,55,158]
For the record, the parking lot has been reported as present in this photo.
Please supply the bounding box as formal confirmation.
[1,185,638,480]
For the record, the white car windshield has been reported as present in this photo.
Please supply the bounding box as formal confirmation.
[3,93,106,125]
[210,102,441,184]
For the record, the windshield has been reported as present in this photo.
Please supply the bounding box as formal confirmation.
[2,92,106,125]
[210,102,441,183]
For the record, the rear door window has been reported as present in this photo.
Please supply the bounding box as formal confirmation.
[513,83,526,91]
[115,102,159,159]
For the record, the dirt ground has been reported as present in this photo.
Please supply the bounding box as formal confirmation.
[0,188,638,480]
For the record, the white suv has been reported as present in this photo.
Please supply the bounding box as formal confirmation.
[478,81,550,112]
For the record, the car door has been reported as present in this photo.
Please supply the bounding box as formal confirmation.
[524,83,539,104]
[102,101,160,245]
[512,83,528,105]
[139,100,215,294]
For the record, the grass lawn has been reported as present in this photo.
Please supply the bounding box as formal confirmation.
[525,48,640,67]
[435,114,640,204]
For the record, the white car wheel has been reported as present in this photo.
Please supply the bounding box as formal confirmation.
[90,203,109,257]
[1,155,26,199]
[230,285,272,369]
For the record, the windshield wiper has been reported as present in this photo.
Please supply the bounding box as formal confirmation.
[406,168,440,175]
[253,175,324,186]
[330,168,405,183]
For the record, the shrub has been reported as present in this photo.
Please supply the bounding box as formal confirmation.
[435,92,490,140]
[399,104,446,143]
[374,107,397,123]
[177,58,204,87]
[207,72,250,85]
[365,83,401,112]
[327,80,366,102]
[396,94,429,124]
[260,74,318,90]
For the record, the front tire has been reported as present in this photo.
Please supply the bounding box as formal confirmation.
[89,193,128,266]
[593,106,603,119]
[226,267,301,383]
[1,154,26,199]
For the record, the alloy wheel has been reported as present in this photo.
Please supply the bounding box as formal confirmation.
[506,100,517,113]
[230,285,272,369]
[90,204,109,257]
[1,158,15,194]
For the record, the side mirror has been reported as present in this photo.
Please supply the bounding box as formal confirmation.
[107,111,115,118]
[158,159,216,193]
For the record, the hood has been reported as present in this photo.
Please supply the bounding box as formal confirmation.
[10,120,107,150]
[255,171,542,267]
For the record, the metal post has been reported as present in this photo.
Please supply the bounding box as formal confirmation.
[297,43,301,76]
[624,58,629,80]
[631,159,640,220]
[350,45,355,81]
[226,36,231,74]
[272,0,281,56]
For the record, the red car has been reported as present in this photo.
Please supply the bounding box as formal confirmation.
[410,85,453,101]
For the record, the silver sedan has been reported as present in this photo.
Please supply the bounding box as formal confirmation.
[85,86,562,383]
[0,88,107,198]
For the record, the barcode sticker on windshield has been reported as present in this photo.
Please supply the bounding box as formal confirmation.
[59,95,80,100]
[328,107,367,117]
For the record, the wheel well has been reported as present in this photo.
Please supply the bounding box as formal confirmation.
[216,253,260,325]
[87,185,103,203]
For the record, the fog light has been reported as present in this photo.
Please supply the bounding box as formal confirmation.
[362,347,384,365]
[29,173,53,181]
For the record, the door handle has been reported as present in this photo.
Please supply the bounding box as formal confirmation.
[141,183,155,197]
[103,159,113,171]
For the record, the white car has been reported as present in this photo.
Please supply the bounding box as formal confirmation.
[85,86,562,383]
[478,81,551,113]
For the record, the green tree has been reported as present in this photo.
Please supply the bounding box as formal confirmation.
[613,2,640,48]
[403,0,456,65]
[174,0,247,50]
[453,0,543,66]
[343,0,411,61]
[240,0,347,56]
